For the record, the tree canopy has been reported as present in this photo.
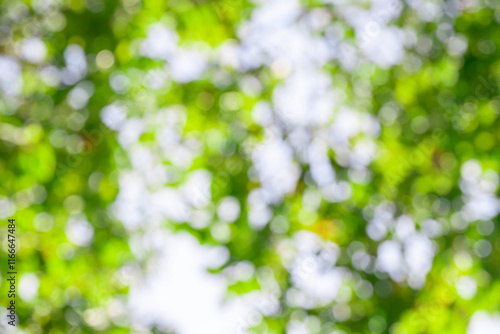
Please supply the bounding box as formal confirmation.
[1,0,500,333]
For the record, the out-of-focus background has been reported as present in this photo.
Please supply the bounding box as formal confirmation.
[0,0,500,333]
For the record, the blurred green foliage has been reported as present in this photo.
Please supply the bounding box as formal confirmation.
[0,0,500,333]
